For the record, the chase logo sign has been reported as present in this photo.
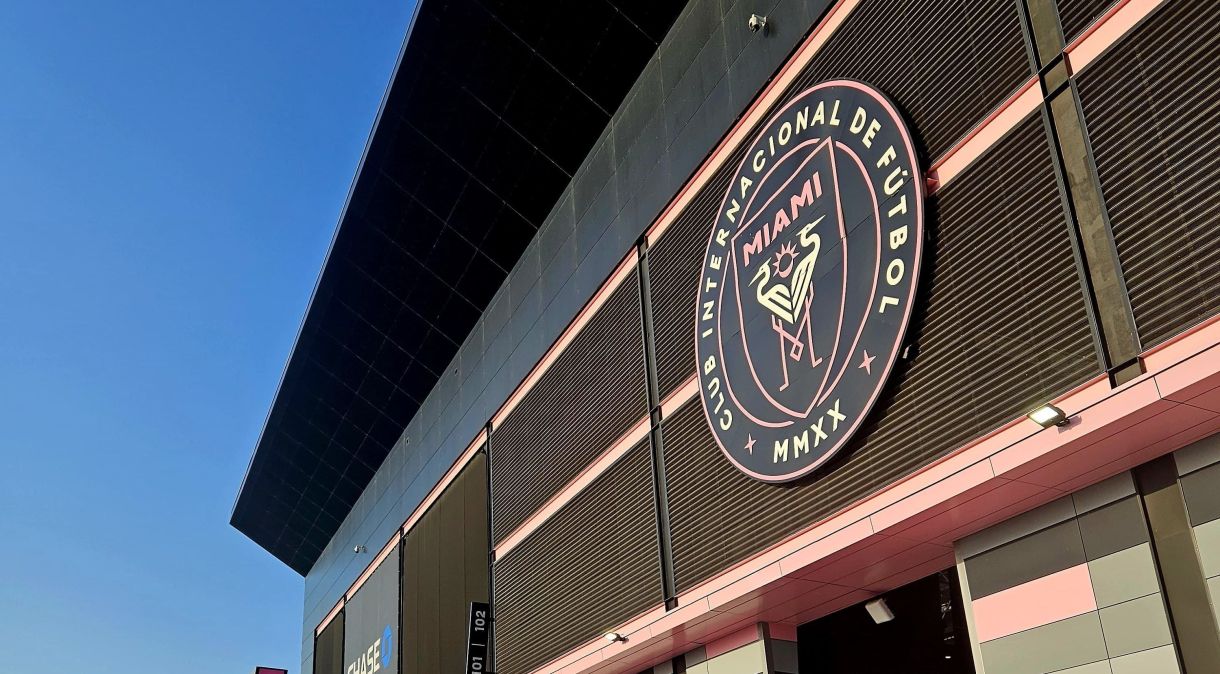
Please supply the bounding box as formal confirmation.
[695,80,924,482]
[346,624,393,674]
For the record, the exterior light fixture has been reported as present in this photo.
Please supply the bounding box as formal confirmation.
[353,545,367,554]
[865,598,895,624]
[1027,403,1069,428]
[603,632,626,643]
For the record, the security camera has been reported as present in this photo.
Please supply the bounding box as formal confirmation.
[748,14,767,33]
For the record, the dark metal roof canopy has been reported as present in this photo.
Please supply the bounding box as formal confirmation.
[231,0,685,574]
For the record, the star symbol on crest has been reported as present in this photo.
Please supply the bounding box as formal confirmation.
[745,434,756,454]
[858,350,876,375]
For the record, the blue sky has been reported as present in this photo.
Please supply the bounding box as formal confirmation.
[0,1,415,670]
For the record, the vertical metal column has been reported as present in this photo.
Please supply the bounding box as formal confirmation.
[1135,457,1220,673]
[636,237,678,609]
[1017,0,1144,385]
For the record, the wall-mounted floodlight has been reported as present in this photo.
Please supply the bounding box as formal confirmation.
[1027,403,1069,428]
[865,598,895,624]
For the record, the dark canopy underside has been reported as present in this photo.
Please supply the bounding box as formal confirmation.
[231,0,686,574]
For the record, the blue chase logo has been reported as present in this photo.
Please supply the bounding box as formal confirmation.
[346,624,394,674]
[381,625,393,669]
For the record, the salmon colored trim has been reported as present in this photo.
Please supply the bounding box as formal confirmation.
[495,415,652,559]
[704,624,762,659]
[347,532,402,601]
[1066,0,1167,73]
[645,0,862,246]
[314,429,486,638]
[492,254,638,428]
[315,598,344,637]
[1141,312,1220,372]
[401,429,487,536]
[659,375,698,419]
[928,78,1041,190]
[528,318,1220,674]
[972,564,1097,642]
[768,622,798,642]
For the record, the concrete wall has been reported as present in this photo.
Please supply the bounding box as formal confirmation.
[300,0,835,670]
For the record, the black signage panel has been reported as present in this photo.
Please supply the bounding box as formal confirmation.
[343,545,400,674]
[695,80,925,482]
[465,601,490,674]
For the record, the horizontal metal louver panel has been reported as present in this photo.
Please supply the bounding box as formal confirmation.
[786,0,1029,160]
[490,279,649,544]
[645,0,1029,404]
[493,440,660,674]
[1058,0,1120,43]
[663,117,1100,593]
[1077,0,1220,348]
[648,143,749,400]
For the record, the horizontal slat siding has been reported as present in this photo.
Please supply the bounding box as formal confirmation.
[1077,0,1220,348]
[1058,0,1120,43]
[646,0,1030,403]
[648,143,749,400]
[786,0,1029,160]
[490,279,649,544]
[663,117,1100,593]
[493,440,661,674]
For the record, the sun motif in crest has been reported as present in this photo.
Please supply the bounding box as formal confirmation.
[772,242,799,278]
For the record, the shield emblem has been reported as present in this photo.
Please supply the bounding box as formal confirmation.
[729,137,849,418]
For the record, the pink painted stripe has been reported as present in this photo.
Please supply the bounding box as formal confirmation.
[929,78,1041,190]
[972,564,1097,642]
[660,375,698,418]
[1067,0,1167,73]
[401,430,486,536]
[492,254,638,427]
[495,415,652,559]
[315,598,344,637]
[346,532,401,600]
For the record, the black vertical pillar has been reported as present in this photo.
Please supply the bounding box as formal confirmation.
[636,238,678,609]
[1135,457,1220,673]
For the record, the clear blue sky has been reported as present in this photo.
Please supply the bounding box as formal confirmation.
[0,1,415,671]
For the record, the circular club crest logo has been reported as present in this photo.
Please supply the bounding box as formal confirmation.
[695,80,924,482]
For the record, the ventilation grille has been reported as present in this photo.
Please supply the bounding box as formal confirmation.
[645,0,1030,403]
[648,143,749,400]
[786,0,1029,160]
[493,440,661,674]
[490,279,648,544]
[1058,0,1121,43]
[662,117,1100,593]
[1077,0,1220,348]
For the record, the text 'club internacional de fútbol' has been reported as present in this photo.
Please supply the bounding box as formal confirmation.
[231,1,1220,673]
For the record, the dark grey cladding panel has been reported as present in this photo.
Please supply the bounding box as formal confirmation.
[302,0,833,660]
[964,520,1087,599]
